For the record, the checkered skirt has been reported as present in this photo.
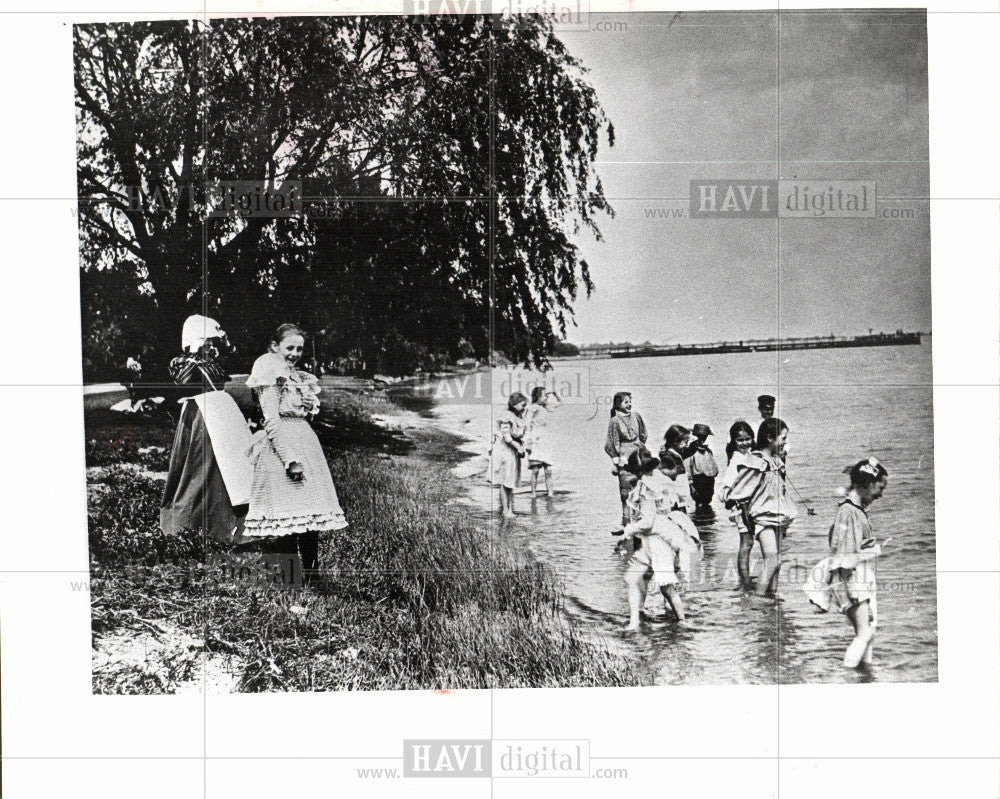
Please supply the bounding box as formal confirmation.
[244,417,348,537]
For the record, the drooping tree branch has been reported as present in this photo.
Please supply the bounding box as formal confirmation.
[76,15,613,378]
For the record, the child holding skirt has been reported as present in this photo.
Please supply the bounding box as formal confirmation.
[617,450,701,629]
[803,457,890,668]
[243,324,348,581]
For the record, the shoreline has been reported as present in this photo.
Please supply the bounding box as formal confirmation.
[86,382,640,692]
[385,387,647,670]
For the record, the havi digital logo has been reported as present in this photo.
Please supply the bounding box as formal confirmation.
[403,739,492,778]
[690,179,778,218]
[403,0,493,16]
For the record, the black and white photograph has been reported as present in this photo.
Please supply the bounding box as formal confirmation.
[3,1,1000,796]
[74,8,938,692]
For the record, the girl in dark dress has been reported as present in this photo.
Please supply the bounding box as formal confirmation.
[160,315,252,547]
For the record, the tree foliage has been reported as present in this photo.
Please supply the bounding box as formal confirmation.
[76,15,612,378]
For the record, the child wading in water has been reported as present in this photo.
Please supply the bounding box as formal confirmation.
[685,423,719,511]
[727,418,796,596]
[616,450,701,629]
[720,420,756,588]
[489,392,528,518]
[660,423,697,508]
[524,386,557,498]
[604,392,648,525]
[655,448,693,514]
[243,324,349,583]
[803,457,890,668]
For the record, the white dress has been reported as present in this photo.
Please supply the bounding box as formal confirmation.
[488,410,525,489]
[623,473,701,586]
[525,403,555,467]
[243,353,348,537]
[721,450,750,530]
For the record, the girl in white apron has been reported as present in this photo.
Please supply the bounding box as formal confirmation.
[160,315,253,546]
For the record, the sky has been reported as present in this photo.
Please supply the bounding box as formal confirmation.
[553,10,930,345]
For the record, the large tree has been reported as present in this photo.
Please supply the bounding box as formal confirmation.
[75,15,613,378]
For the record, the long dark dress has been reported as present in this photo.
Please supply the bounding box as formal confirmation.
[159,356,247,545]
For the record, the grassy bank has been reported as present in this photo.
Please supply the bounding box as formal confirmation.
[88,389,640,691]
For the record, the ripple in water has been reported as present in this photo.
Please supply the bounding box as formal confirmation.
[435,344,938,684]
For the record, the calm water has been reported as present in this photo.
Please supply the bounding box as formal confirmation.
[430,343,937,684]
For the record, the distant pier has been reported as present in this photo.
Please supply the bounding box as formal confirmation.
[576,331,923,360]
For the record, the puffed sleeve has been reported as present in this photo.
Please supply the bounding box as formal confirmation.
[720,457,741,495]
[168,355,189,384]
[657,478,688,514]
[726,454,767,504]
[673,475,694,513]
[828,506,868,569]
[604,417,621,459]
[245,353,288,388]
[623,484,657,535]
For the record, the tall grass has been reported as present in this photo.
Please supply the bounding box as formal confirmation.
[88,395,641,691]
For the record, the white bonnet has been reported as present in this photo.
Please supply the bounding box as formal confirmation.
[181,315,226,353]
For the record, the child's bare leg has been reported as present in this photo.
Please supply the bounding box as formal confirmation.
[737,529,755,589]
[618,473,634,526]
[755,528,780,596]
[862,598,876,663]
[862,635,876,665]
[843,601,875,667]
[624,564,649,630]
[660,583,685,621]
[543,467,553,497]
[530,468,539,498]
[499,487,514,517]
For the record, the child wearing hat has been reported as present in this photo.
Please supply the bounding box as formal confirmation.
[685,423,719,510]
[616,450,701,629]
[757,394,776,421]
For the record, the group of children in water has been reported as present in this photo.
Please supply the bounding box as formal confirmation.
[161,321,890,669]
[604,391,890,669]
